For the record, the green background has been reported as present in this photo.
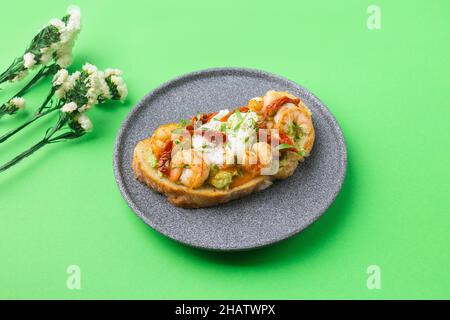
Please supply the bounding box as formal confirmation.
[0,0,449,299]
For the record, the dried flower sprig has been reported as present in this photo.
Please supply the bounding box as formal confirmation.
[0,6,81,85]
[0,63,128,172]
[0,63,127,144]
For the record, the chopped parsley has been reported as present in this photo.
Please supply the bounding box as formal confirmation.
[277,143,294,150]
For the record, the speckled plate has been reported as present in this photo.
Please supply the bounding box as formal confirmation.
[113,68,347,251]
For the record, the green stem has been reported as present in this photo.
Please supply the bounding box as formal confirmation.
[0,105,7,119]
[37,88,56,114]
[0,63,59,119]
[0,113,69,173]
[49,131,85,143]
[16,63,58,98]
[0,138,49,173]
[0,105,59,144]
[0,58,24,85]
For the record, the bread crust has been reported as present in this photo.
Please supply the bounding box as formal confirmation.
[132,138,301,208]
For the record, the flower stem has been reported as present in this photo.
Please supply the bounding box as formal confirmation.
[0,106,7,119]
[0,113,70,173]
[0,58,25,85]
[0,63,59,119]
[0,138,49,173]
[16,63,59,98]
[0,105,59,144]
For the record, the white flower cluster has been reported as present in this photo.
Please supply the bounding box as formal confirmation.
[53,69,80,99]
[105,69,128,102]
[23,53,36,69]
[61,102,78,113]
[21,6,81,72]
[74,113,93,132]
[52,63,128,133]
[8,97,26,111]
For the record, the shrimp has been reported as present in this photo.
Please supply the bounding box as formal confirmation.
[247,97,264,113]
[149,123,180,159]
[169,150,210,189]
[252,142,273,168]
[262,90,300,116]
[273,101,315,156]
[241,142,273,173]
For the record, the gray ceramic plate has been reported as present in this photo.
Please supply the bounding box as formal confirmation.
[113,68,347,251]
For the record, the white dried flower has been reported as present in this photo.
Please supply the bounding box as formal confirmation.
[77,104,93,113]
[59,7,81,43]
[12,70,28,82]
[23,52,36,69]
[49,18,65,31]
[40,47,53,64]
[56,53,72,68]
[86,88,99,106]
[84,72,100,105]
[53,70,79,98]
[70,71,81,81]
[52,69,69,87]
[76,113,93,132]
[100,80,112,100]
[82,63,97,75]
[104,69,122,77]
[63,71,80,91]
[66,6,81,32]
[51,6,81,68]
[61,102,78,113]
[9,97,26,110]
[96,71,111,100]
[111,75,128,101]
[50,41,61,50]
[55,88,65,99]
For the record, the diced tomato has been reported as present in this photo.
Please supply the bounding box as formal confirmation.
[279,131,298,153]
[158,140,173,175]
[261,96,300,121]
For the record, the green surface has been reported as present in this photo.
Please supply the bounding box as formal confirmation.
[0,0,449,299]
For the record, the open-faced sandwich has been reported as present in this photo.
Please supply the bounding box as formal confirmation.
[132,90,315,208]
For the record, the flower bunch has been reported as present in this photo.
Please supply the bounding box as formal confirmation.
[54,64,127,113]
[0,97,26,117]
[0,6,81,85]
[53,63,127,127]
[0,63,128,172]
[0,7,81,119]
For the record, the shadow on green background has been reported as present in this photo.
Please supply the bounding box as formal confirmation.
[143,161,353,267]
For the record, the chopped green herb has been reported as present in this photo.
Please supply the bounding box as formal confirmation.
[235,109,242,121]
[277,143,294,150]
[298,149,306,157]
[219,123,227,132]
[148,153,157,168]
[173,127,186,134]
[234,112,249,131]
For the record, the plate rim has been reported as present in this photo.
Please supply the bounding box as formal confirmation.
[113,67,347,251]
